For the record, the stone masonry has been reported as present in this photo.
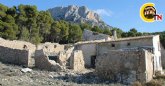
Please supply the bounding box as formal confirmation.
[95,49,154,84]
[37,42,64,55]
[0,46,30,67]
[34,49,63,71]
[0,38,36,67]
[69,50,85,71]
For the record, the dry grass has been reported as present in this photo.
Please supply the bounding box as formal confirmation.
[145,80,162,86]
[154,74,165,80]
[132,81,142,86]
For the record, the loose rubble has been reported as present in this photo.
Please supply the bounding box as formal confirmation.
[0,62,125,86]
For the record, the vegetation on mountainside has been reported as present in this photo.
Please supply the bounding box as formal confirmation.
[0,3,165,48]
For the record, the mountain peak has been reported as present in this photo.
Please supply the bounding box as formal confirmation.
[48,5,112,29]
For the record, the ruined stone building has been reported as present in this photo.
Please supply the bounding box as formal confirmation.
[0,32,163,84]
[74,35,162,84]
[97,35,162,72]
[34,44,85,71]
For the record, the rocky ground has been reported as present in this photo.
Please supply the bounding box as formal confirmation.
[0,62,125,86]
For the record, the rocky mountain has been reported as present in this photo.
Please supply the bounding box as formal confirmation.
[48,5,112,29]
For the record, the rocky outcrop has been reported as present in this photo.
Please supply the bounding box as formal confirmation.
[48,5,112,29]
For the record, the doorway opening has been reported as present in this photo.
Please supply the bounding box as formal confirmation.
[91,55,96,68]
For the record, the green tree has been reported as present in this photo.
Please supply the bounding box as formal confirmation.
[58,20,69,44]
[127,28,138,37]
[103,28,112,35]
[37,11,53,42]
[68,24,82,43]
[91,26,103,33]
[112,28,123,38]
[19,27,29,41]
[0,14,18,40]
[80,23,92,31]
[0,21,18,40]
[17,5,41,44]
[159,32,165,48]
[6,6,17,17]
[121,28,142,38]
[49,21,61,42]
[0,4,8,20]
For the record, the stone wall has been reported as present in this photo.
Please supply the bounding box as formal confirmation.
[97,37,153,53]
[0,38,36,67]
[145,50,154,82]
[83,29,111,41]
[75,43,96,67]
[153,35,162,71]
[0,38,36,51]
[58,47,74,66]
[34,49,63,71]
[37,42,64,55]
[0,46,30,67]
[97,35,162,72]
[69,50,85,71]
[95,50,153,84]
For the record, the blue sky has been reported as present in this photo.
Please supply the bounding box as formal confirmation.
[0,0,165,32]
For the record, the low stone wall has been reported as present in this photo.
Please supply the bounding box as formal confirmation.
[95,50,153,84]
[0,38,36,67]
[0,46,30,67]
[0,38,36,51]
[34,49,63,71]
[37,42,64,55]
[69,50,85,71]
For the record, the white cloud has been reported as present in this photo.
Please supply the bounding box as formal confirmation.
[94,9,113,17]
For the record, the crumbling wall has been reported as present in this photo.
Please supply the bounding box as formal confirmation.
[0,38,36,51]
[0,38,36,67]
[34,49,63,71]
[37,42,64,55]
[83,29,111,41]
[0,46,30,67]
[153,35,162,71]
[58,47,74,66]
[97,35,162,72]
[145,50,154,82]
[75,43,96,67]
[69,50,85,71]
[95,50,153,84]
